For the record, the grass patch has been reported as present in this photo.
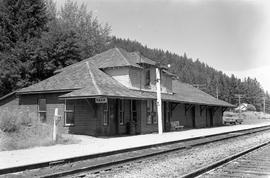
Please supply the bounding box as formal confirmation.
[0,108,78,151]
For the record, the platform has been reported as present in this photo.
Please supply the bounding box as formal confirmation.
[1,122,270,172]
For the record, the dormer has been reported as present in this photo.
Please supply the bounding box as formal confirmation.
[88,47,174,94]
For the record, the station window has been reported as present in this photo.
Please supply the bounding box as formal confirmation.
[145,69,151,87]
[146,100,157,124]
[38,99,46,122]
[146,100,152,124]
[119,99,124,125]
[103,103,109,126]
[131,100,137,122]
[65,101,75,126]
[152,100,157,124]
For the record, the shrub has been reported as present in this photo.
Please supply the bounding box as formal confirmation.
[0,108,32,132]
[0,108,78,151]
[246,104,256,111]
[0,110,21,132]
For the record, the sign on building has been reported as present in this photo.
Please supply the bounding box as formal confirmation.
[95,97,108,103]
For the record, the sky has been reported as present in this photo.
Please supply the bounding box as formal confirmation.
[57,0,270,92]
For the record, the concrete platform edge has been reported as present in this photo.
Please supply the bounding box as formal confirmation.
[1,124,270,175]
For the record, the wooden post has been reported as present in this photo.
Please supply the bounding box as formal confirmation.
[53,108,58,142]
[156,68,163,134]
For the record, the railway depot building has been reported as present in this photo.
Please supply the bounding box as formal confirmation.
[0,48,233,136]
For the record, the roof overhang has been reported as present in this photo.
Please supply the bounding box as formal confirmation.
[0,91,17,101]
[100,65,143,70]
[58,93,234,107]
[17,89,77,95]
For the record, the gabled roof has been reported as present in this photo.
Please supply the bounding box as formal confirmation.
[18,62,91,93]
[55,48,157,74]
[169,81,233,107]
[88,48,143,69]
[15,47,233,107]
[17,61,152,99]
[128,52,156,65]
[58,61,151,99]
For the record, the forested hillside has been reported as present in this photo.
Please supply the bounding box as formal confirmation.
[108,38,270,111]
[0,0,269,111]
[0,0,110,96]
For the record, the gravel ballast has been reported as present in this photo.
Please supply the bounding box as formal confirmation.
[81,130,270,178]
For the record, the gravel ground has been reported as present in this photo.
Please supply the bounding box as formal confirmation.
[78,130,270,178]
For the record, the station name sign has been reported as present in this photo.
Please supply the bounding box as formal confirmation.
[95,97,107,103]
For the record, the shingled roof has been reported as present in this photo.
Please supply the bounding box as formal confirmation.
[18,61,142,97]
[16,47,233,107]
[169,81,232,106]
[88,48,143,69]
[55,48,157,74]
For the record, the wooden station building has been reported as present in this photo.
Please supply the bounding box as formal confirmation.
[0,48,233,136]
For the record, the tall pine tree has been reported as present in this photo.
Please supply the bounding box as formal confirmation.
[0,0,48,95]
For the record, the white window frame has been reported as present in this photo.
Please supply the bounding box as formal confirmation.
[145,69,151,87]
[152,100,158,124]
[119,99,124,125]
[146,99,152,124]
[131,100,137,122]
[103,102,109,126]
[64,100,75,126]
[38,98,47,122]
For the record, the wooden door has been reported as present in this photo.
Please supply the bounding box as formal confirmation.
[192,106,196,128]
[109,99,117,135]
[209,108,214,127]
[164,102,171,132]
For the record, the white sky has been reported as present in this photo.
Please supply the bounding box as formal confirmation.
[57,0,270,92]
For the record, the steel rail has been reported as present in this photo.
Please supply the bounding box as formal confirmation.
[181,140,270,178]
[1,125,270,177]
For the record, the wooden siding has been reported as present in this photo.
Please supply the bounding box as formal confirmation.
[19,93,67,133]
[104,67,131,88]
[103,66,173,94]
[213,107,223,126]
[171,103,186,126]
[1,92,225,136]
[194,105,206,128]
[139,100,158,134]
[118,100,130,134]
[68,99,97,135]
[18,94,99,135]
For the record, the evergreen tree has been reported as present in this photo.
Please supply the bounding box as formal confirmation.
[0,0,49,95]
[109,37,267,111]
[0,0,111,96]
[59,0,111,58]
[37,27,81,79]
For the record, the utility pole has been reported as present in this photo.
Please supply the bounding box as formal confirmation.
[263,97,266,113]
[156,63,171,134]
[234,94,244,114]
[156,67,163,134]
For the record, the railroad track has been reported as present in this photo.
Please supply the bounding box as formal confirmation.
[1,125,270,178]
[183,141,270,178]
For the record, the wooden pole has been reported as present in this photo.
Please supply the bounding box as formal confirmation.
[53,108,58,142]
[156,68,163,134]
